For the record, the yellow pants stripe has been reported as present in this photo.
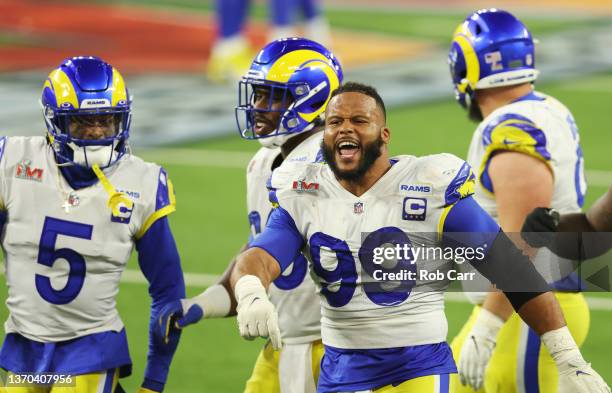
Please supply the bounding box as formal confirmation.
[244,340,324,393]
[375,374,452,393]
[450,292,589,393]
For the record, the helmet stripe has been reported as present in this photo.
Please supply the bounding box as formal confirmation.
[267,49,331,83]
[298,60,340,122]
[47,69,79,109]
[111,68,128,106]
[452,34,480,91]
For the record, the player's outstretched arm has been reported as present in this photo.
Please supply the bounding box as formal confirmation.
[228,205,305,350]
[136,216,186,393]
[444,196,610,393]
[522,185,612,259]
[160,247,245,335]
[229,247,283,349]
[456,151,554,389]
[587,184,612,232]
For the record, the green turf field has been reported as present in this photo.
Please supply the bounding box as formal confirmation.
[114,0,612,45]
[1,3,611,392]
[136,73,612,391]
[3,73,609,392]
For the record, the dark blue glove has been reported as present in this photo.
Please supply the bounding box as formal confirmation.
[155,300,204,345]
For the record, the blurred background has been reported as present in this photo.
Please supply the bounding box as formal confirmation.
[0,0,611,391]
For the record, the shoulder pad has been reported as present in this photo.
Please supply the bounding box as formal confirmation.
[481,112,550,161]
[479,112,551,193]
[413,153,475,206]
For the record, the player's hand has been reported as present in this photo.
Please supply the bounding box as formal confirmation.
[543,326,610,393]
[235,275,282,350]
[557,355,611,393]
[155,300,182,346]
[521,207,560,247]
[458,309,504,390]
[155,300,204,344]
[176,299,204,328]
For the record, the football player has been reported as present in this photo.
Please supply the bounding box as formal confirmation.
[228,81,609,392]
[208,0,330,83]
[521,185,612,257]
[157,38,343,392]
[0,56,185,392]
[447,9,592,393]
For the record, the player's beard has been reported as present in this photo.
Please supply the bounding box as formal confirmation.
[468,96,483,122]
[321,133,384,182]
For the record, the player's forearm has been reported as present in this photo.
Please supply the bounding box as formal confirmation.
[586,186,612,232]
[136,218,186,391]
[516,292,565,335]
[215,243,250,315]
[481,290,514,321]
[144,317,180,391]
[182,244,250,320]
[230,247,281,291]
[550,213,610,259]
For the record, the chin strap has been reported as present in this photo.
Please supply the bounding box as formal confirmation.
[92,164,134,217]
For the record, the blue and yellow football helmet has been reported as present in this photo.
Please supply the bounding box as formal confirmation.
[235,37,343,148]
[449,9,539,110]
[41,56,131,168]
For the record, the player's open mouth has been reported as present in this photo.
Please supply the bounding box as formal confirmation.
[254,118,274,135]
[336,140,361,161]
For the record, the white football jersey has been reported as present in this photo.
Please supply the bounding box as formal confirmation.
[269,153,476,349]
[0,136,173,342]
[465,92,586,300]
[246,132,323,344]
[467,91,586,219]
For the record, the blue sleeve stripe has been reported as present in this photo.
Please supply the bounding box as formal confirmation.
[444,162,475,206]
[482,114,550,160]
[249,207,304,272]
[482,113,533,142]
[314,148,325,163]
[480,158,494,193]
[479,113,551,194]
[269,189,279,205]
[498,123,550,160]
[266,174,279,206]
[0,137,6,164]
[155,168,171,210]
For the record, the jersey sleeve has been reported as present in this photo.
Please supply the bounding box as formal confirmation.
[251,162,309,271]
[249,206,305,271]
[421,154,476,235]
[479,113,551,193]
[135,167,176,239]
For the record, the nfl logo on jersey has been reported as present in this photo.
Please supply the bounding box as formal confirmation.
[354,202,364,214]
